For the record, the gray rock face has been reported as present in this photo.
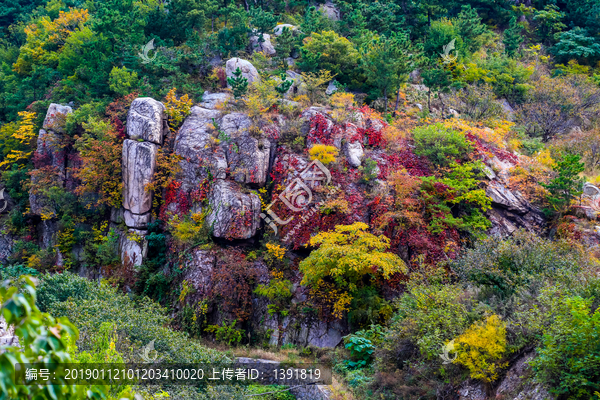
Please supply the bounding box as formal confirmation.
[206,180,261,239]
[325,81,337,95]
[124,210,151,229]
[273,24,297,36]
[174,106,224,191]
[226,58,260,86]
[43,103,72,133]
[221,113,271,186]
[495,353,555,400]
[0,226,14,265]
[249,34,276,56]
[343,141,364,168]
[126,97,167,145]
[319,2,341,20]
[119,228,147,267]
[486,182,545,236]
[199,92,232,110]
[122,139,158,215]
[184,249,216,297]
[36,129,65,172]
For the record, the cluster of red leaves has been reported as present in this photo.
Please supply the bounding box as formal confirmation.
[190,178,210,203]
[307,113,333,145]
[263,126,280,141]
[466,133,519,164]
[377,152,431,180]
[159,181,191,221]
[224,207,254,240]
[209,249,259,322]
[105,92,139,139]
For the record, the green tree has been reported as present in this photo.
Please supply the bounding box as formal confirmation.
[0,276,110,399]
[274,26,295,68]
[456,5,487,52]
[227,67,248,99]
[503,16,523,57]
[299,30,359,83]
[533,4,566,45]
[275,73,293,99]
[541,154,585,216]
[551,27,600,65]
[249,7,279,42]
[360,31,424,113]
[530,296,600,399]
[422,63,453,115]
[108,66,139,97]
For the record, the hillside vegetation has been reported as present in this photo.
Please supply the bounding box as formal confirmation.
[0,1,600,399]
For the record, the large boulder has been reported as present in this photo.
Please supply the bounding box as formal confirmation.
[273,24,298,36]
[119,228,147,267]
[184,249,216,298]
[42,103,72,133]
[127,98,167,145]
[173,106,225,191]
[122,139,158,215]
[35,129,65,172]
[249,34,276,56]
[206,180,261,239]
[486,181,545,236]
[220,113,271,186]
[199,92,232,110]
[343,140,364,168]
[225,58,260,87]
[318,2,341,20]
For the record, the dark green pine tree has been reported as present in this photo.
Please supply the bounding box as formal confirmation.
[541,154,585,217]
[275,73,293,100]
[227,67,248,99]
[274,26,295,69]
[503,16,524,57]
[249,6,279,42]
[456,5,487,52]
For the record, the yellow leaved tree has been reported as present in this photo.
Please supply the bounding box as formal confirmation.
[453,314,508,383]
[299,222,406,296]
[0,111,37,169]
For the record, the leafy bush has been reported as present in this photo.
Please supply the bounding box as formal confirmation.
[454,315,508,383]
[413,124,472,167]
[453,230,587,298]
[37,272,227,364]
[530,296,600,399]
[299,30,359,83]
[379,284,476,364]
[205,320,243,345]
[308,144,338,165]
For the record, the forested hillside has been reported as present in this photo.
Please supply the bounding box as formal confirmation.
[0,0,600,399]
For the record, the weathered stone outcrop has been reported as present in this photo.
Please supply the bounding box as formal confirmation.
[29,103,72,223]
[126,97,167,145]
[183,248,216,297]
[206,180,261,239]
[249,34,276,56]
[122,139,158,215]
[273,24,298,36]
[486,182,545,237]
[225,58,260,86]
[120,228,148,267]
[319,2,341,20]
[120,97,166,264]
[199,92,232,110]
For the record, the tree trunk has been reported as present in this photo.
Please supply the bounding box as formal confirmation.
[428,88,431,112]
[384,87,388,113]
[394,86,402,115]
